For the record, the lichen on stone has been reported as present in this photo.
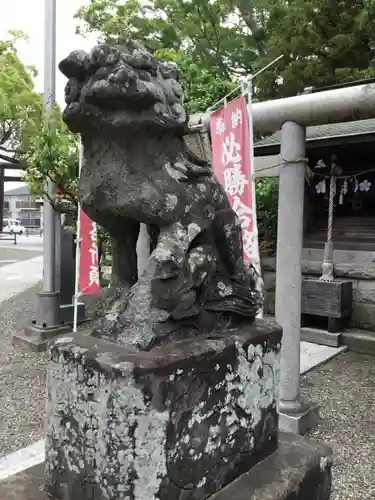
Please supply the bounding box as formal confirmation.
[45,350,169,500]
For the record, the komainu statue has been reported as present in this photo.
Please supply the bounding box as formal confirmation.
[59,41,263,350]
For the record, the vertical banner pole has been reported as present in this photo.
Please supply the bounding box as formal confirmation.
[210,91,263,318]
[73,137,83,333]
[245,77,263,318]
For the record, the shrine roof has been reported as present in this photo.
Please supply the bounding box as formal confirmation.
[254,118,375,155]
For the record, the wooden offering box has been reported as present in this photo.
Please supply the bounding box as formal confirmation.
[301,279,352,333]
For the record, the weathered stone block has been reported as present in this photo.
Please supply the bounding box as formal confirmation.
[207,433,332,500]
[352,280,375,304]
[264,291,275,316]
[0,435,332,500]
[302,260,375,281]
[351,302,375,330]
[263,271,276,292]
[261,257,276,273]
[45,319,281,500]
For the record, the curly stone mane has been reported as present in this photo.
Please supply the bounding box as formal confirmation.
[59,41,186,134]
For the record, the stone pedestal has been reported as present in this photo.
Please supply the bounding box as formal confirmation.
[0,435,332,500]
[208,433,332,500]
[1,321,332,500]
[45,319,282,500]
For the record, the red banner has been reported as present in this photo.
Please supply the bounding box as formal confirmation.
[79,210,101,295]
[210,96,259,264]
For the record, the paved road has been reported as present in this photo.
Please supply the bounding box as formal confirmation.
[0,247,42,268]
[0,235,43,253]
[0,246,43,303]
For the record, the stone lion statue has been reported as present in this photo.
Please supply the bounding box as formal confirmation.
[59,41,263,350]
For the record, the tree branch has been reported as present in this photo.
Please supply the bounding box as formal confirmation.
[195,5,230,78]
[45,172,78,207]
[0,152,20,165]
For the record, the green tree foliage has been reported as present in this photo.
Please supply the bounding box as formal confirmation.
[0,32,78,205]
[0,31,43,165]
[75,0,272,111]
[76,0,375,100]
[256,0,375,99]
[255,177,279,252]
[75,0,266,77]
[22,105,78,204]
[154,48,236,113]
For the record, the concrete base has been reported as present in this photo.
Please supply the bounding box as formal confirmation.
[342,328,375,355]
[279,403,320,435]
[301,327,342,347]
[13,324,71,352]
[0,434,332,500]
[59,302,86,325]
[209,433,332,500]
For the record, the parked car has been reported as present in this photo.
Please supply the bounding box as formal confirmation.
[2,219,25,235]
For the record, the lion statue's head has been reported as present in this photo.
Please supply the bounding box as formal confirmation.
[59,41,187,134]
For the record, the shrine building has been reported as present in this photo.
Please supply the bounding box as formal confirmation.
[254,80,375,351]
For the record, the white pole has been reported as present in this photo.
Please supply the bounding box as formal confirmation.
[73,138,83,333]
[245,78,263,318]
[241,56,283,320]
[42,0,57,295]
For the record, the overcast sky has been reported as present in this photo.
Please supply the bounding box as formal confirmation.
[1,0,97,191]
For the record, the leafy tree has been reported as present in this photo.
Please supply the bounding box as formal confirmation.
[74,0,276,110]
[0,31,43,165]
[0,33,78,207]
[256,0,375,99]
[255,178,279,252]
[154,48,236,113]
[22,105,78,206]
[75,0,266,76]
[0,31,77,208]
[76,0,375,101]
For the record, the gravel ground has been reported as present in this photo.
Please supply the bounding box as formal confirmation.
[0,283,46,458]
[1,284,375,500]
[302,351,375,500]
[0,283,96,459]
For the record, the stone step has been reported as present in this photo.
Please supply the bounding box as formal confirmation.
[301,327,342,347]
[312,228,375,232]
[342,329,375,355]
[309,231,375,239]
[301,326,375,355]
[306,239,375,246]
[312,223,375,231]
[314,220,375,226]
[302,248,375,265]
[304,240,375,251]
[308,226,375,233]
[305,240,375,247]
[314,216,375,224]
[305,236,375,244]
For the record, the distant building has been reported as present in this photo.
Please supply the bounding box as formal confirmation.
[4,185,42,228]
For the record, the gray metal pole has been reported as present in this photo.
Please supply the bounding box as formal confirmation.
[276,121,318,434]
[43,0,57,294]
[16,0,69,349]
